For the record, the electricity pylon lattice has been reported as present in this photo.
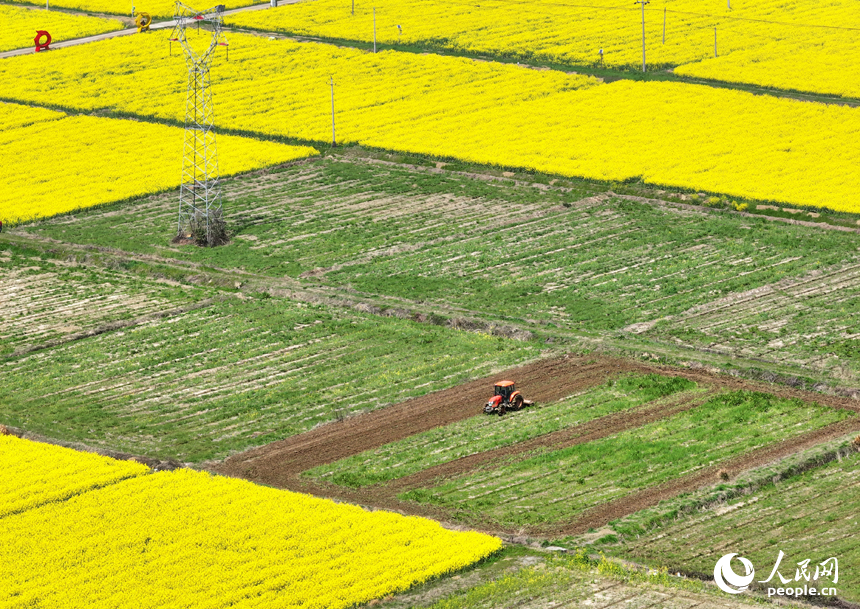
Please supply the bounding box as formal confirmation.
[172,2,228,246]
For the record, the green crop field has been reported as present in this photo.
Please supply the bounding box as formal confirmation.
[17,160,603,275]
[410,550,736,609]
[596,450,860,603]
[0,248,209,356]
[306,374,699,487]
[17,158,860,385]
[0,293,541,462]
[399,392,854,527]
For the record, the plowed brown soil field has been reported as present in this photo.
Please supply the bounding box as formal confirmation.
[211,354,860,537]
[214,355,638,484]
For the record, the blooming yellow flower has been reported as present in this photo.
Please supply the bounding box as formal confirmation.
[0,439,502,608]
[0,34,856,212]
[0,435,148,518]
[231,0,860,98]
[0,101,318,224]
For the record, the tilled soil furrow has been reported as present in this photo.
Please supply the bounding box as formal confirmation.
[225,410,858,537]
[213,355,639,483]
[384,389,716,494]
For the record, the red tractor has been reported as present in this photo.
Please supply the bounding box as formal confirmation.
[483,380,534,416]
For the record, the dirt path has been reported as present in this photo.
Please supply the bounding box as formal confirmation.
[211,354,860,538]
[266,406,860,539]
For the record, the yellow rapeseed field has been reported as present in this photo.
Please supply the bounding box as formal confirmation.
[230,0,860,98]
[0,5,124,53]
[0,102,318,224]
[0,458,501,608]
[0,435,149,518]
[0,34,857,212]
[0,100,64,130]
[0,30,594,126]
[674,41,860,99]
[3,0,258,18]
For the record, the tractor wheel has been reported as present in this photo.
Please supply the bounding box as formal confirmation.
[498,404,506,416]
[513,395,523,410]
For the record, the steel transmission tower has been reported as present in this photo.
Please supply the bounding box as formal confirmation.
[172,2,228,246]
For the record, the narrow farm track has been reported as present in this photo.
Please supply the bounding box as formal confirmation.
[212,355,860,538]
[213,354,639,485]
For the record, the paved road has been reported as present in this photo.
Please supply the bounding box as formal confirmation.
[0,1,286,60]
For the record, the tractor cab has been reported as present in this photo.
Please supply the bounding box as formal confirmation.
[494,381,516,401]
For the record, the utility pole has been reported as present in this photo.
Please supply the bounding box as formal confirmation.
[329,76,336,147]
[373,7,377,53]
[714,26,717,57]
[662,7,666,43]
[634,0,649,72]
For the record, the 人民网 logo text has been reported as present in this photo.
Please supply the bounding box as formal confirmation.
[714,551,837,597]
